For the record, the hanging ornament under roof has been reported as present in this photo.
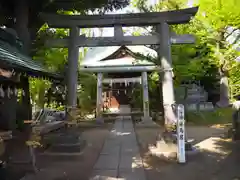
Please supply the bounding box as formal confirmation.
[10,88,13,95]
[14,88,18,96]
[0,86,4,97]
[7,87,10,98]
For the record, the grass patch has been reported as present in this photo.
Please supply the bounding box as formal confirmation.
[186,107,233,126]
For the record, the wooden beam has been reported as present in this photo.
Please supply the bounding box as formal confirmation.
[103,77,141,84]
[41,7,198,28]
[46,34,195,47]
[79,65,162,73]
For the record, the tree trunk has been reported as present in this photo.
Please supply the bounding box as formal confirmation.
[216,31,230,108]
[217,73,229,107]
[14,0,32,120]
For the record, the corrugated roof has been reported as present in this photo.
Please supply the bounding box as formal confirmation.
[81,45,157,66]
[0,40,62,79]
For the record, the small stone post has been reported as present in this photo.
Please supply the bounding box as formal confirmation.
[96,73,103,123]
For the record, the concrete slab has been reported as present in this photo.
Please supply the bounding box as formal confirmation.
[121,146,139,155]
[122,142,138,149]
[118,168,146,180]
[104,138,122,145]
[94,155,119,170]
[123,125,134,129]
[121,129,135,133]
[101,145,120,155]
[90,170,118,180]
[20,169,67,180]
[119,133,136,140]
[136,120,159,128]
[91,117,146,180]
[119,154,143,169]
[121,134,137,141]
[123,121,133,124]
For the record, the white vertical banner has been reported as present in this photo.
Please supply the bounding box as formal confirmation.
[177,104,186,163]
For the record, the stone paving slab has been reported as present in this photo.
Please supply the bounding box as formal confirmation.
[121,146,139,155]
[90,116,146,180]
[104,139,122,146]
[123,123,133,127]
[90,170,118,180]
[20,169,67,180]
[94,154,119,170]
[122,135,137,142]
[118,168,146,180]
[113,126,123,130]
[119,154,143,169]
[101,145,120,155]
[122,142,138,149]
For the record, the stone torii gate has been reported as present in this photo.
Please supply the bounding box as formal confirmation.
[41,7,198,124]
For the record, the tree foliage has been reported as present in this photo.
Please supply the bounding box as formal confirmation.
[132,0,240,104]
[0,0,129,112]
[0,0,129,26]
[30,25,98,113]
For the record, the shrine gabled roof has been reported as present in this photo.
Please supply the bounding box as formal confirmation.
[81,45,157,67]
[0,39,62,80]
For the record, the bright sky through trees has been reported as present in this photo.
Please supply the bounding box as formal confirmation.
[90,0,195,37]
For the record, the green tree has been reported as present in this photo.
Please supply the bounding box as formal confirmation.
[133,0,240,107]
[30,25,68,110]
[30,25,98,113]
[0,0,129,118]
[197,0,240,106]
[0,0,129,53]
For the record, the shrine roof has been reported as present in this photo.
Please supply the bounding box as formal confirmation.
[0,29,62,80]
[81,45,157,67]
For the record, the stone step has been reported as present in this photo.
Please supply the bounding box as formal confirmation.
[41,129,85,154]
[43,132,81,145]
[47,142,84,153]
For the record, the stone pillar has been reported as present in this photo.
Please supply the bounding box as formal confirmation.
[157,23,177,126]
[142,72,150,119]
[96,73,103,123]
[66,27,79,120]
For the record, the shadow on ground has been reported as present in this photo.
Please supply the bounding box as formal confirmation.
[135,125,240,180]
[4,123,112,180]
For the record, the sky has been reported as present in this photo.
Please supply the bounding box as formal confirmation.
[90,0,195,37]
[84,0,240,61]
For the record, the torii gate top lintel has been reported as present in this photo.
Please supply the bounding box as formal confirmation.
[41,7,198,28]
[45,6,199,129]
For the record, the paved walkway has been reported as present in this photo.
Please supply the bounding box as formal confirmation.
[90,116,146,180]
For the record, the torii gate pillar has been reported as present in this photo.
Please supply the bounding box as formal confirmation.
[66,27,79,120]
[157,23,177,125]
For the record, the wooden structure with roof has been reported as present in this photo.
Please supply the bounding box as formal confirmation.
[81,45,157,116]
[0,28,63,131]
[42,7,198,124]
